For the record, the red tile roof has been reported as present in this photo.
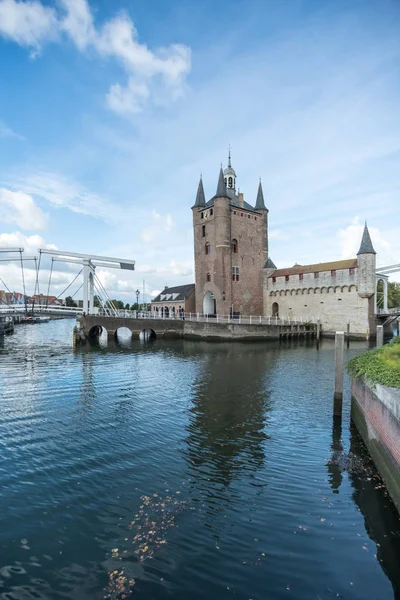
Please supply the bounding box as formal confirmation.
[269,258,357,278]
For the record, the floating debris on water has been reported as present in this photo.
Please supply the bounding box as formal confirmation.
[104,486,193,599]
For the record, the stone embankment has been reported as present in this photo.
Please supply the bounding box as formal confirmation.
[351,377,400,513]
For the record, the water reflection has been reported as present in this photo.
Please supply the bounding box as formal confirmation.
[327,417,344,493]
[184,344,274,490]
[348,425,400,599]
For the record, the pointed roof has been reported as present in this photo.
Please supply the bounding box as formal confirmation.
[264,258,277,269]
[357,223,376,255]
[255,180,267,210]
[194,176,206,207]
[214,167,229,198]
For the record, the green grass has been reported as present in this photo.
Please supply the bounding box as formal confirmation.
[347,337,400,389]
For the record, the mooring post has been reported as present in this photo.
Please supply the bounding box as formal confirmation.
[346,317,350,339]
[376,325,384,347]
[334,331,344,417]
[316,318,320,342]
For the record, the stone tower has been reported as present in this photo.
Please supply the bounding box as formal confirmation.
[192,157,269,316]
[356,223,376,298]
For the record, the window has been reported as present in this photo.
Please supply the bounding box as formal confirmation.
[314,272,319,279]
[254,217,257,221]
[240,213,243,217]
[349,267,355,275]
[224,177,227,186]
[232,266,239,282]
[201,212,204,219]
[210,208,213,216]
[202,224,206,238]
[228,176,233,188]
[272,277,276,283]
[206,272,211,282]
[231,238,238,253]
[233,210,237,215]
[248,215,251,219]
[299,273,304,281]
[285,275,289,282]
[331,270,336,277]
[205,242,211,255]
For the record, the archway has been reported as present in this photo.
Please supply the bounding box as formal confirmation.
[272,302,279,317]
[88,324,108,347]
[115,326,132,345]
[203,291,216,315]
[139,329,157,341]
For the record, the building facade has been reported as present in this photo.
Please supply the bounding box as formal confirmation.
[151,284,195,317]
[192,155,268,316]
[192,157,381,336]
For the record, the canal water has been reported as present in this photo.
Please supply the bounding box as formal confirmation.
[0,321,399,600]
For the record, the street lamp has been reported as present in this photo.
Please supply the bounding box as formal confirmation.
[136,289,140,312]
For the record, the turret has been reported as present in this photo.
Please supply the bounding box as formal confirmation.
[356,223,376,298]
[193,176,205,208]
[223,148,236,198]
[255,179,269,256]
[213,167,230,249]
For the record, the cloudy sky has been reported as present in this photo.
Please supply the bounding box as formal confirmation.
[0,0,399,302]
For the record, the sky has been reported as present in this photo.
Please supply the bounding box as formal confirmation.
[0,0,399,303]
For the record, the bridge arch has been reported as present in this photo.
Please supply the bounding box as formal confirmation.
[203,291,216,315]
[140,328,157,341]
[163,329,181,339]
[115,326,133,344]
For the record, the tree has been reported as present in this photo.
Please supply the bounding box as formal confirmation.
[388,281,400,309]
[65,296,77,307]
[125,303,130,310]
[94,295,102,308]
[105,299,125,310]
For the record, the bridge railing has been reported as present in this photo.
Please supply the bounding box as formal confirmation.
[0,304,82,316]
[95,309,317,327]
[377,307,400,315]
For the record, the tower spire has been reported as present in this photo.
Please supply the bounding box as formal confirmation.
[215,166,229,198]
[194,175,206,207]
[357,223,376,255]
[228,144,232,168]
[255,179,267,210]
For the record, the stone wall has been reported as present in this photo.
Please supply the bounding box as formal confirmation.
[264,266,374,335]
[351,377,400,514]
[193,199,266,316]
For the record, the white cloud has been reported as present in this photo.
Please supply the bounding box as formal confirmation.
[0,231,49,253]
[140,210,175,244]
[0,0,58,54]
[0,120,24,139]
[0,0,191,114]
[0,188,48,229]
[338,217,392,264]
[4,171,115,221]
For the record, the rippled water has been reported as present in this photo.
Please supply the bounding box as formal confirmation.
[1,320,400,600]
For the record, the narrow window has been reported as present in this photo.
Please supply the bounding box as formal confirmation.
[331,270,336,277]
[206,272,211,282]
[248,215,251,219]
[349,267,355,275]
[232,266,239,282]
[228,176,233,188]
[255,217,257,220]
[210,208,213,216]
[285,275,289,282]
[233,210,237,215]
[231,238,238,254]
[240,213,243,217]
[201,212,204,219]
[205,242,210,255]
[272,277,276,283]
[314,272,319,279]
[202,224,206,237]
[299,273,304,281]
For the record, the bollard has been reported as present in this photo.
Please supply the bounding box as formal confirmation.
[316,318,320,342]
[334,331,344,417]
[376,325,384,347]
[346,318,350,339]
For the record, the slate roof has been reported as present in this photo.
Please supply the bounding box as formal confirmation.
[203,197,259,213]
[269,258,358,278]
[357,224,376,255]
[264,258,277,269]
[255,181,267,210]
[152,283,195,303]
[193,177,206,207]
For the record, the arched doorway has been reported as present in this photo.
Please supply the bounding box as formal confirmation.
[203,291,216,315]
[272,302,279,317]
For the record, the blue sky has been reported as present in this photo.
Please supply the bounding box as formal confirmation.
[0,0,399,301]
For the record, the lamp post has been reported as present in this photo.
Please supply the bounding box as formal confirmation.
[136,289,140,313]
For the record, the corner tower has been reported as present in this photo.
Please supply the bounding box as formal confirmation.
[356,223,376,298]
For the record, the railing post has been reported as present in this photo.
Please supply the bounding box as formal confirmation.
[239,313,241,324]
[376,325,384,347]
[197,312,199,322]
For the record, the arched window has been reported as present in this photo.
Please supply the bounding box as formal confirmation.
[202,224,206,237]
[231,238,238,253]
[224,177,227,186]
[205,242,211,255]
[228,176,233,188]
[206,272,211,282]
[210,208,213,216]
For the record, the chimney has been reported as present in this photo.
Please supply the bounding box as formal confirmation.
[238,192,244,207]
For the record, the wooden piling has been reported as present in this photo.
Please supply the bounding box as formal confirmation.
[334,331,344,417]
[316,318,321,342]
[376,325,384,347]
